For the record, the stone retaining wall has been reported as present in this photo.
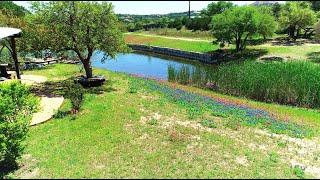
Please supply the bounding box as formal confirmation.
[128,44,218,64]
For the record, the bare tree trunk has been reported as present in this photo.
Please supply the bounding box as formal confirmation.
[288,26,295,40]
[296,28,300,39]
[236,40,240,52]
[83,59,92,78]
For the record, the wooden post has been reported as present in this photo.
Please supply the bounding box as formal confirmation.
[10,37,21,79]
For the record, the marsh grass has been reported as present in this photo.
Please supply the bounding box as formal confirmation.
[169,61,320,109]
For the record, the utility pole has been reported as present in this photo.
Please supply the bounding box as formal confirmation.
[188,1,191,19]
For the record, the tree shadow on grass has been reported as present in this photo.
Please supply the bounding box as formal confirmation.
[246,38,272,46]
[207,48,268,63]
[306,51,320,63]
[30,76,117,98]
[270,36,319,46]
[0,161,19,179]
[20,63,62,71]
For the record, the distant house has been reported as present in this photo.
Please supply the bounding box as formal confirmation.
[251,1,276,6]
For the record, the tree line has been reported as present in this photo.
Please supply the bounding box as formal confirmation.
[123,1,320,51]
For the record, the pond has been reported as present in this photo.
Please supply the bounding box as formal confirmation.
[92,51,215,80]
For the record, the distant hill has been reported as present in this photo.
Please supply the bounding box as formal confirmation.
[251,1,276,6]
[117,11,200,22]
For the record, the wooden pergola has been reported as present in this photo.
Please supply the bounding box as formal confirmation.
[0,27,22,79]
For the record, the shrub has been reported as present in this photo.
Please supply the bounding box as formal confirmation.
[293,165,305,178]
[200,119,217,128]
[63,81,84,114]
[224,117,241,130]
[53,109,68,119]
[148,118,158,125]
[0,81,38,170]
[128,78,139,93]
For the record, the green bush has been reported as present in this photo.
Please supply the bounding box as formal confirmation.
[0,81,38,170]
[200,119,217,128]
[293,165,305,178]
[63,81,84,114]
[128,78,139,93]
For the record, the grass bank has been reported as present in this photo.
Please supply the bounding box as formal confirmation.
[125,33,218,53]
[6,64,319,178]
[132,28,213,40]
[125,34,320,61]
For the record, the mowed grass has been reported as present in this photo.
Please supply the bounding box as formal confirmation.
[125,34,218,53]
[251,44,320,60]
[131,28,213,40]
[125,33,320,61]
[10,64,320,178]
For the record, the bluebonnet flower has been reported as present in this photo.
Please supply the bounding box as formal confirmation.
[131,76,311,138]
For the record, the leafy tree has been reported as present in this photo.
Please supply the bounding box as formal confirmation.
[308,1,320,11]
[181,16,188,26]
[256,6,277,39]
[173,18,183,30]
[126,22,136,32]
[199,1,235,30]
[18,14,51,58]
[0,10,27,63]
[272,2,282,20]
[0,1,29,17]
[168,18,183,30]
[279,2,317,40]
[314,20,320,40]
[211,6,276,51]
[159,17,169,28]
[201,1,234,16]
[26,1,127,78]
[134,21,144,31]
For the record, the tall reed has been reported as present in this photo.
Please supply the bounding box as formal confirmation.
[168,61,320,108]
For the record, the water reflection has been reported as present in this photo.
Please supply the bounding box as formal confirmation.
[91,51,215,81]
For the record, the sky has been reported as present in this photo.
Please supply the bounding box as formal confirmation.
[13,1,283,15]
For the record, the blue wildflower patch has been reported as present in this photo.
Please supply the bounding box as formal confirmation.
[129,76,313,138]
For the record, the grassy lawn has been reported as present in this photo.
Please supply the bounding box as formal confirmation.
[129,28,213,41]
[125,34,218,53]
[8,64,320,178]
[125,33,320,61]
[250,44,320,60]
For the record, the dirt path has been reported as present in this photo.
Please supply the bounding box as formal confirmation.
[125,32,212,42]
